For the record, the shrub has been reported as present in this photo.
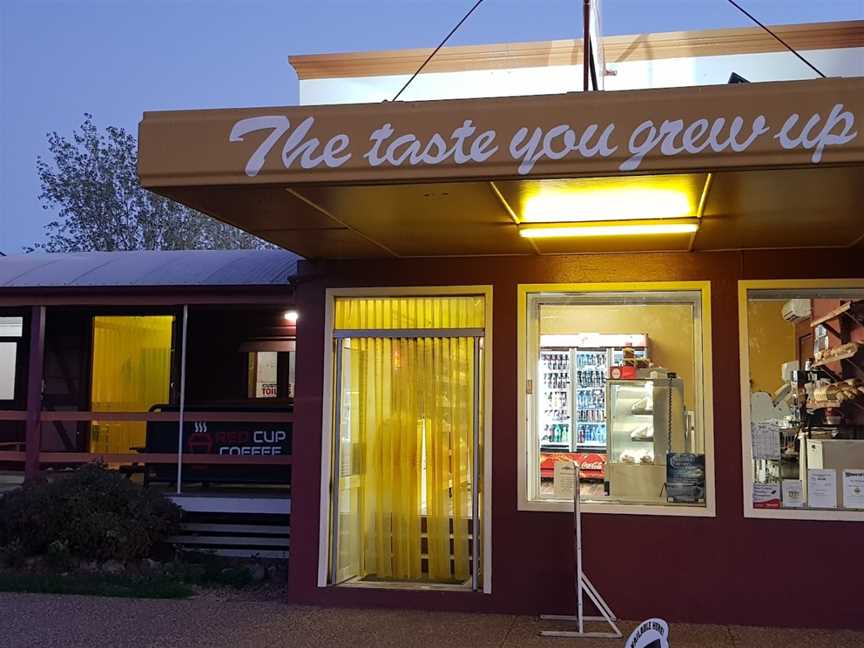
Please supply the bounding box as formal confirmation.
[0,463,181,562]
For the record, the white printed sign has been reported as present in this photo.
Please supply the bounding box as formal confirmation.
[625,618,670,648]
[229,104,858,177]
[553,461,577,499]
[782,479,804,508]
[751,422,781,460]
[843,469,864,509]
[808,469,838,509]
[753,483,781,509]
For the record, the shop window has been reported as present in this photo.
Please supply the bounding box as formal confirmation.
[251,351,278,398]
[518,284,714,515]
[321,289,491,592]
[245,344,296,400]
[740,282,864,520]
[0,317,23,402]
[90,315,174,454]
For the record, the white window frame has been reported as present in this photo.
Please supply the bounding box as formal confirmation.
[739,279,864,521]
[317,285,494,592]
[517,282,716,517]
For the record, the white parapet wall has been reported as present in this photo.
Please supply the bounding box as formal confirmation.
[298,46,864,106]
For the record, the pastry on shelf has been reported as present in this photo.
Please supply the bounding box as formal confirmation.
[631,397,653,415]
[814,342,860,365]
[812,378,864,404]
[630,426,654,441]
[639,452,654,465]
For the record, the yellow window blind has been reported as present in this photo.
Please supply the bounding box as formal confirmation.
[90,315,174,454]
[334,295,485,330]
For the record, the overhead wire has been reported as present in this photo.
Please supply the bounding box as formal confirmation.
[391,0,488,101]
[392,1,828,101]
[723,0,826,78]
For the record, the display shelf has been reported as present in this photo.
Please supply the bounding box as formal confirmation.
[811,301,852,328]
[806,400,844,410]
[810,299,864,329]
[807,399,864,414]
[612,421,654,429]
[811,342,861,368]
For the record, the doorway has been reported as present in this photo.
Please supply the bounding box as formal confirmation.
[326,295,486,590]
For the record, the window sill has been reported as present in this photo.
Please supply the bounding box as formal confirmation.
[518,498,716,517]
[744,506,864,522]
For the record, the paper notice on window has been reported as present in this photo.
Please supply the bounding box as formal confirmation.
[752,483,781,509]
[842,470,864,509]
[781,479,804,508]
[553,461,576,499]
[751,422,781,460]
[807,469,838,509]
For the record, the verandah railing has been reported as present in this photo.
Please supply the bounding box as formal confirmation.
[0,410,293,479]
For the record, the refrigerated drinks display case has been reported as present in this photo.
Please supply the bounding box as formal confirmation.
[539,349,572,450]
[574,350,608,450]
[538,335,647,453]
[605,377,686,501]
[538,333,647,452]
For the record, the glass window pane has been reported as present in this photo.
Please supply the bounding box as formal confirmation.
[255,351,279,398]
[0,317,23,338]
[527,289,707,508]
[287,350,296,399]
[0,342,16,400]
[745,288,864,513]
[90,315,174,454]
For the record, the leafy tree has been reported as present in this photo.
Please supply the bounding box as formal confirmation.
[31,114,269,252]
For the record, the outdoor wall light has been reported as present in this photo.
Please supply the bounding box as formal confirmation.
[284,310,299,323]
[518,218,699,239]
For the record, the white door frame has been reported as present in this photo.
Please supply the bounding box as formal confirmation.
[317,286,494,593]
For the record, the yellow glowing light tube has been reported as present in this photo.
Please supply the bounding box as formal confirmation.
[518,218,699,239]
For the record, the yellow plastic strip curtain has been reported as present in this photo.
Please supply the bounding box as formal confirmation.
[90,316,173,454]
[343,335,474,582]
[335,296,485,330]
[334,295,482,583]
[424,336,474,582]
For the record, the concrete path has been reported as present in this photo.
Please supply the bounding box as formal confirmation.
[0,593,862,648]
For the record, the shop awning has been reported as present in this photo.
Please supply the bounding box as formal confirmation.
[138,78,864,258]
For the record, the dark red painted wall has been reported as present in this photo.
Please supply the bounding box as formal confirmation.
[289,249,864,629]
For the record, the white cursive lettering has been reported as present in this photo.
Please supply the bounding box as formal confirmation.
[230,115,351,175]
[776,103,858,163]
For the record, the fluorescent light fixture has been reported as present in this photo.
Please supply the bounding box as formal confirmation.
[518,218,699,239]
[520,175,702,223]
[283,310,299,323]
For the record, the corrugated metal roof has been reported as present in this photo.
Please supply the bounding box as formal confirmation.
[0,250,300,288]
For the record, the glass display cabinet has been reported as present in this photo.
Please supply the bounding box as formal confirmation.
[605,378,686,502]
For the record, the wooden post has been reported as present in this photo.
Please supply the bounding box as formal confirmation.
[24,305,46,480]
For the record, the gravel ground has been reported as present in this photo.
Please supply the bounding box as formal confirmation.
[1,592,863,648]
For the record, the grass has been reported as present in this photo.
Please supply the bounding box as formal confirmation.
[0,571,195,599]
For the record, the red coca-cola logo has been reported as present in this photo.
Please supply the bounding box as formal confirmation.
[540,452,607,479]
